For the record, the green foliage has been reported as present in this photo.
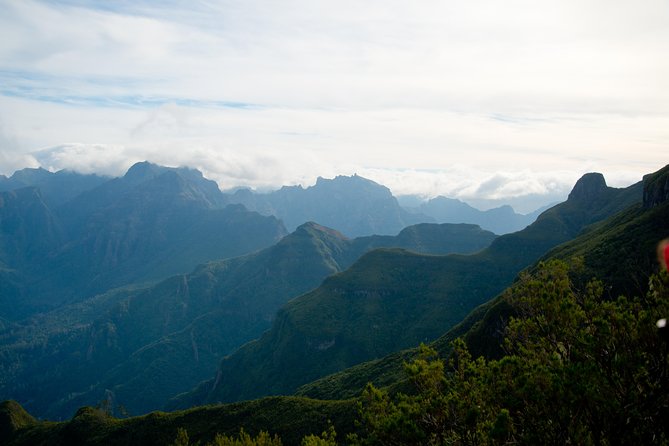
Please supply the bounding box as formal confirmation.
[352,261,669,445]
[301,424,337,446]
[1,219,494,420]
[204,429,282,446]
[171,427,190,446]
[0,400,36,442]
[2,396,357,446]
[235,173,645,407]
[297,187,665,402]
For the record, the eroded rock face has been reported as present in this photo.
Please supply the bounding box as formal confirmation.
[643,165,669,208]
[568,172,608,202]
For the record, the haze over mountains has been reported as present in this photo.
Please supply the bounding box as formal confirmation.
[0,161,547,320]
[0,162,287,319]
[228,175,547,236]
[0,162,546,316]
[1,161,667,446]
[170,171,643,408]
[0,160,546,324]
[403,196,550,235]
[0,161,502,418]
[0,219,495,419]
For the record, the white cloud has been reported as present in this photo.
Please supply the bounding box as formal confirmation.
[32,143,145,176]
[0,115,39,175]
[0,0,666,208]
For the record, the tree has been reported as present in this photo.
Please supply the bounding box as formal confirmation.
[302,424,337,446]
[352,260,669,445]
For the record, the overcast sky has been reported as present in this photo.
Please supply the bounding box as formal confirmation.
[0,0,667,211]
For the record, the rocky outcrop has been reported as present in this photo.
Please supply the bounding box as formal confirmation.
[643,164,669,208]
[567,172,607,202]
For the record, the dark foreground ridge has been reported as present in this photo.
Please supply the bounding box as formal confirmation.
[0,397,357,446]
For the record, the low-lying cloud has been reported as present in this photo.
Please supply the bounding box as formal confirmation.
[23,142,648,213]
[0,0,666,213]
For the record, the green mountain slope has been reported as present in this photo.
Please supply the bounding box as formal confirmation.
[0,221,493,419]
[2,167,665,446]
[174,172,642,408]
[296,166,669,401]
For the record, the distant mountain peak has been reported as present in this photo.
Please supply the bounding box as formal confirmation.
[9,167,52,184]
[568,172,607,202]
[315,174,379,186]
[124,161,205,181]
[124,161,165,182]
[296,221,349,240]
[278,184,304,192]
[310,175,393,201]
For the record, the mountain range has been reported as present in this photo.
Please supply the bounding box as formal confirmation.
[0,162,287,319]
[0,161,548,321]
[170,171,643,408]
[295,164,669,403]
[0,166,669,445]
[227,175,545,236]
[2,162,667,446]
[404,195,550,234]
[0,167,108,207]
[226,174,430,237]
[0,217,495,419]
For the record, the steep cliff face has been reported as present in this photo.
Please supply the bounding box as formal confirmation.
[643,164,669,208]
[227,174,428,237]
[567,172,608,202]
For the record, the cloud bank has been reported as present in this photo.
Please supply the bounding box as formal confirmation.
[0,0,667,211]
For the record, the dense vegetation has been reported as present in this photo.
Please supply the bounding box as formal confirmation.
[176,172,641,408]
[0,220,493,419]
[4,261,666,445]
[1,164,666,445]
[296,175,665,401]
[350,261,669,445]
[1,397,357,446]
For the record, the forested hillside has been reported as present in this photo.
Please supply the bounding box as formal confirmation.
[2,165,667,446]
[0,219,493,419]
[297,165,669,401]
[172,171,642,408]
[2,165,667,445]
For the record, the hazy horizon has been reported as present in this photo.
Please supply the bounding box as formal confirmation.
[1,0,667,213]
[5,159,648,214]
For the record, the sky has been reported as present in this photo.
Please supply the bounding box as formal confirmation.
[0,0,667,212]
